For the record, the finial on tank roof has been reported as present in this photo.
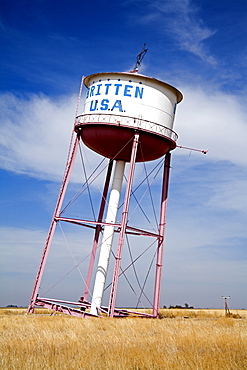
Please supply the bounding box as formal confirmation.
[129,43,148,73]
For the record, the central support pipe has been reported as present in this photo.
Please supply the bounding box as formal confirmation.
[90,160,125,316]
[108,133,139,317]
[83,160,113,301]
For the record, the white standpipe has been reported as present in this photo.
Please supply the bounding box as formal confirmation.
[90,160,125,316]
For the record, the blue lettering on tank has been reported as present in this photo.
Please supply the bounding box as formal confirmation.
[96,84,102,96]
[90,86,95,97]
[105,83,112,94]
[114,84,122,95]
[111,100,123,111]
[100,99,109,110]
[124,85,133,97]
[87,83,144,100]
[135,86,144,99]
[90,100,98,111]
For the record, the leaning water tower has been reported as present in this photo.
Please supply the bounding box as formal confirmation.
[28,51,183,318]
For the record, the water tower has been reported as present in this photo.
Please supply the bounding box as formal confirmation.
[27,67,183,318]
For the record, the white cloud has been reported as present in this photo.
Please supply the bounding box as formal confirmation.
[0,93,75,180]
[0,226,91,273]
[207,174,247,216]
[174,84,247,167]
[163,218,247,308]
[0,225,94,306]
[0,93,103,183]
[135,0,216,63]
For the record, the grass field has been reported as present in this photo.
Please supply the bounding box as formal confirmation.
[1,308,246,369]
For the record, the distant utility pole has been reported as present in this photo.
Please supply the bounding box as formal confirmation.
[221,296,231,316]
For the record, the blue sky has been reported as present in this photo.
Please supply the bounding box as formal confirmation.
[0,0,247,310]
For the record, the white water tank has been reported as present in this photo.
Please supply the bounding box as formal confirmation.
[75,72,182,162]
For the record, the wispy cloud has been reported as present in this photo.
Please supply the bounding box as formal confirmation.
[174,84,247,167]
[0,226,93,306]
[141,0,216,64]
[0,93,75,180]
[0,17,5,32]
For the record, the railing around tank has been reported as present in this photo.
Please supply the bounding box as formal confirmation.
[75,113,178,142]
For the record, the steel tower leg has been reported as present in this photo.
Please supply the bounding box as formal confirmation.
[90,160,126,316]
[153,152,171,318]
[108,133,139,317]
[27,134,80,313]
[83,160,113,301]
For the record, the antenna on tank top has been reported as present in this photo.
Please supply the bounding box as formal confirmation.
[131,43,148,73]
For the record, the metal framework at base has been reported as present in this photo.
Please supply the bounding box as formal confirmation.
[27,130,172,318]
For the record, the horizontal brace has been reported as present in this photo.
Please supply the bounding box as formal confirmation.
[55,216,119,229]
[55,217,161,238]
[38,296,90,308]
[125,225,161,238]
[35,298,97,318]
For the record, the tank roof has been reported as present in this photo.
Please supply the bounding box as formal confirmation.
[83,72,183,103]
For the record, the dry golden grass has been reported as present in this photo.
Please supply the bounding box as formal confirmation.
[0,308,246,369]
[159,308,247,319]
